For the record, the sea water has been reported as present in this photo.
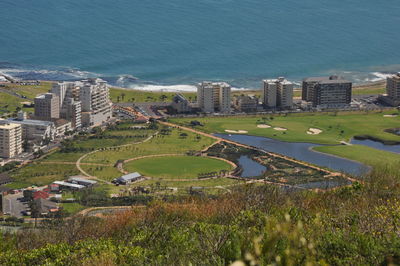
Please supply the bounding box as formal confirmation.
[1,0,400,90]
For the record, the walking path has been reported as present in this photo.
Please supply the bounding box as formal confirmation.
[75,133,157,182]
[159,121,358,184]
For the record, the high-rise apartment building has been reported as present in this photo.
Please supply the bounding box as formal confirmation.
[197,82,231,113]
[263,77,293,109]
[79,78,112,127]
[386,73,400,103]
[302,76,352,108]
[51,78,111,128]
[51,81,82,129]
[34,93,60,120]
[0,122,22,158]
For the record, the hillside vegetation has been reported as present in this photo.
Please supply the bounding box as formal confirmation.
[1,166,400,265]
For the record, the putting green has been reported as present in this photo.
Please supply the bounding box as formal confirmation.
[124,155,234,179]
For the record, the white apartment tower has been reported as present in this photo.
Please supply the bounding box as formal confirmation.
[51,81,82,129]
[0,122,23,158]
[197,82,231,113]
[263,77,293,109]
[79,78,112,127]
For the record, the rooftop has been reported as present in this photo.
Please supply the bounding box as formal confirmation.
[53,181,85,189]
[303,76,351,84]
[8,118,54,127]
[118,172,142,182]
[0,121,21,130]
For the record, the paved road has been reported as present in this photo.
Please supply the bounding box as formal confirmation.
[2,193,28,218]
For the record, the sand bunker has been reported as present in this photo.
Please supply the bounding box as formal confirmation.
[257,124,272,129]
[273,127,287,131]
[225,130,248,134]
[307,128,323,135]
[383,115,398,118]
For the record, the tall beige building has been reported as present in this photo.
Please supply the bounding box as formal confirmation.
[34,93,60,120]
[51,82,82,129]
[0,122,22,158]
[387,73,400,100]
[79,78,112,127]
[197,82,231,113]
[263,77,293,109]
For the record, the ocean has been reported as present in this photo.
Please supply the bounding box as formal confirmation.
[1,0,400,91]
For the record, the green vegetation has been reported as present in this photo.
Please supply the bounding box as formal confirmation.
[125,155,233,179]
[314,144,400,167]
[109,87,196,103]
[1,167,400,265]
[83,128,215,164]
[0,82,52,115]
[171,110,400,145]
[61,202,86,215]
[8,163,80,187]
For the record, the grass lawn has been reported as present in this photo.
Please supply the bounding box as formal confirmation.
[313,145,400,167]
[124,155,233,179]
[170,110,400,145]
[83,129,215,164]
[9,163,80,188]
[61,203,87,215]
[3,82,52,99]
[80,165,122,181]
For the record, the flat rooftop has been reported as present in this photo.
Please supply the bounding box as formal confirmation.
[8,118,54,127]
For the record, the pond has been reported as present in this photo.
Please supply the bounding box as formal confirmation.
[215,134,370,176]
[238,155,267,178]
[350,138,400,154]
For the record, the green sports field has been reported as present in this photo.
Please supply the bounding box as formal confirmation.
[124,155,233,179]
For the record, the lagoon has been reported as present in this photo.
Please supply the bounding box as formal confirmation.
[216,134,370,176]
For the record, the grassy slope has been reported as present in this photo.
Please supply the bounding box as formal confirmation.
[125,155,233,179]
[83,129,215,164]
[0,82,52,115]
[170,111,400,145]
[313,145,400,167]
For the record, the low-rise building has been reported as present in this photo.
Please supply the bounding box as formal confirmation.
[8,114,56,145]
[233,95,258,112]
[68,176,97,187]
[113,172,142,185]
[54,119,72,136]
[53,181,85,190]
[172,94,191,113]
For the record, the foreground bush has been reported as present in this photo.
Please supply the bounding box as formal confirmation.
[1,166,400,265]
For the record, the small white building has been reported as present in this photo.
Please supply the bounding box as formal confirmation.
[113,172,142,185]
